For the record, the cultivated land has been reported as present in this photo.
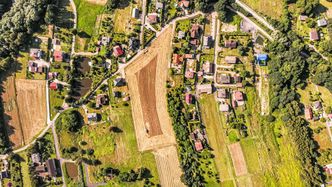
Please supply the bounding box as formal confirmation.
[228,143,248,177]
[15,80,47,145]
[125,26,183,186]
[2,78,46,148]
[125,26,176,151]
[241,0,283,19]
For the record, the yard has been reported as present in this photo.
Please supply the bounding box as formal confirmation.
[241,0,284,20]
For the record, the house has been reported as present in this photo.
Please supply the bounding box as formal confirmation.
[96,94,108,108]
[220,103,230,112]
[256,54,268,65]
[190,39,199,46]
[324,164,332,175]
[87,113,98,122]
[224,40,237,48]
[184,54,195,59]
[48,72,58,80]
[196,84,212,94]
[28,61,38,73]
[225,56,237,64]
[310,29,319,41]
[101,36,110,46]
[53,50,63,62]
[147,13,158,24]
[194,140,203,152]
[172,54,184,65]
[49,82,58,90]
[202,62,214,75]
[317,18,328,27]
[46,159,60,177]
[113,77,126,87]
[129,37,139,50]
[156,1,164,9]
[113,45,124,57]
[31,153,41,164]
[132,8,139,19]
[30,48,42,59]
[185,93,192,105]
[178,30,186,39]
[313,101,322,110]
[179,0,190,8]
[220,74,231,84]
[305,106,313,120]
[190,24,201,38]
[0,171,9,179]
[203,36,212,48]
[233,91,245,106]
[52,39,61,51]
[233,75,242,83]
[185,70,194,79]
[217,89,228,99]
[35,165,47,173]
[299,15,308,21]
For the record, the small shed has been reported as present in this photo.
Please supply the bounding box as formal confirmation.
[132,8,139,19]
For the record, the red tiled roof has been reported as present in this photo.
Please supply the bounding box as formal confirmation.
[113,46,124,57]
[194,140,203,151]
[54,50,63,62]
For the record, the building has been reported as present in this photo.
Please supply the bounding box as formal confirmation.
[156,1,164,9]
[194,140,203,152]
[220,74,231,84]
[178,30,186,39]
[46,159,60,177]
[87,113,98,122]
[132,8,139,19]
[233,75,242,83]
[317,18,328,27]
[196,84,212,94]
[185,93,192,105]
[184,54,195,59]
[217,89,228,99]
[49,82,58,90]
[113,45,124,57]
[52,39,61,51]
[310,29,319,41]
[31,153,41,164]
[101,36,110,46]
[220,103,230,112]
[96,94,108,108]
[305,106,313,120]
[30,48,42,59]
[147,13,158,24]
[190,24,201,38]
[225,56,237,64]
[48,72,58,80]
[35,165,47,173]
[53,50,63,62]
[172,54,183,65]
[185,70,194,79]
[224,40,237,48]
[190,39,199,46]
[113,77,126,87]
[299,15,308,21]
[203,36,212,48]
[202,61,214,75]
[313,101,322,110]
[233,91,244,106]
[256,54,268,66]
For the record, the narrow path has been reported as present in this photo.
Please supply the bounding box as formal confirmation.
[140,0,147,48]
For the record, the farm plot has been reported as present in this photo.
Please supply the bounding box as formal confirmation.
[228,142,248,176]
[2,78,47,148]
[125,26,176,151]
[153,146,184,187]
[15,80,47,145]
[241,0,283,20]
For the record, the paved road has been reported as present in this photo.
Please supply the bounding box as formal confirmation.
[227,6,274,41]
[235,0,275,32]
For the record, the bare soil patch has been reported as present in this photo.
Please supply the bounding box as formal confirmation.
[85,0,107,5]
[2,76,23,147]
[125,26,176,151]
[65,162,79,179]
[15,79,47,145]
[228,142,248,176]
[136,56,162,136]
[153,146,185,187]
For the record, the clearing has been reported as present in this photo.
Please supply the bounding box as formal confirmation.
[2,78,46,148]
[241,0,283,19]
[228,142,248,176]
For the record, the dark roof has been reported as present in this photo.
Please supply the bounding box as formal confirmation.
[46,159,59,177]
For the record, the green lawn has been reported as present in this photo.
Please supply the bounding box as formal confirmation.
[74,0,104,36]
[18,151,32,187]
[241,0,284,19]
[114,5,132,33]
[240,138,261,174]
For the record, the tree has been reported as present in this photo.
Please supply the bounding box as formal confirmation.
[44,4,57,25]
[214,0,229,22]
[57,110,83,132]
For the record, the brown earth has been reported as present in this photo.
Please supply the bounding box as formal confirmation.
[65,162,79,179]
[136,56,162,137]
[2,76,24,147]
[15,79,47,146]
[125,26,176,151]
[228,142,248,176]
